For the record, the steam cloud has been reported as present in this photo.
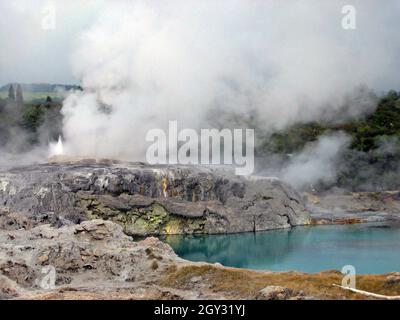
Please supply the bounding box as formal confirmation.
[2,0,400,188]
[61,0,400,163]
[281,133,351,190]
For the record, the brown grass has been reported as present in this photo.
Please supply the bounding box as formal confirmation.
[151,260,159,270]
[161,265,400,300]
[310,217,362,225]
[335,218,363,225]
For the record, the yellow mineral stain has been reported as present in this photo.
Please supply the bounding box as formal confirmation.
[162,177,168,198]
[164,220,180,234]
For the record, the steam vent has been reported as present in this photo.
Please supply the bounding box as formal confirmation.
[0,159,310,236]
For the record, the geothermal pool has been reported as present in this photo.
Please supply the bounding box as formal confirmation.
[163,222,400,274]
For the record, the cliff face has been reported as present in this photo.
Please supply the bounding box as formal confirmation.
[0,159,310,236]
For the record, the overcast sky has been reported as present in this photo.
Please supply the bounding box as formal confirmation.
[0,1,105,85]
[0,0,399,92]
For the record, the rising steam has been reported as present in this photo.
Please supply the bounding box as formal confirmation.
[60,0,400,165]
[1,0,400,188]
[49,135,64,157]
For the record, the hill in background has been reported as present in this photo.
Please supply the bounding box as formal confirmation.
[0,83,81,103]
[0,83,81,93]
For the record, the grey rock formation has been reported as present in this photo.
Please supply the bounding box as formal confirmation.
[0,219,190,299]
[305,192,400,224]
[256,286,293,300]
[0,159,310,236]
[385,272,400,284]
[255,285,310,300]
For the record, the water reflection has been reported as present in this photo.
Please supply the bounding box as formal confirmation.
[164,222,400,273]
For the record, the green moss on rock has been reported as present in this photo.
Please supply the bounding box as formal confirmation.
[79,197,205,236]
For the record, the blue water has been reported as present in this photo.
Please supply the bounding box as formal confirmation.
[163,222,400,274]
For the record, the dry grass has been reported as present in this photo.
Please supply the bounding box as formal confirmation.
[310,217,363,225]
[334,218,363,225]
[151,260,159,270]
[161,265,400,300]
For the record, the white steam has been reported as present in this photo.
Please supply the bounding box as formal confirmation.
[49,135,64,157]
[0,0,398,190]
[281,133,351,190]
[60,0,400,161]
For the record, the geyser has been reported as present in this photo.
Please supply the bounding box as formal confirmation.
[49,135,64,157]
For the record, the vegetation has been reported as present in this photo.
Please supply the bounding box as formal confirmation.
[258,90,400,191]
[0,83,81,103]
[162,264,400,300]
[0,91,63,103]
[210,89,400,191]
[265,90,400,154]
[0,85,63,149]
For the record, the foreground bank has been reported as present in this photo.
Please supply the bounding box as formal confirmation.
[1,161,399,300]
[1,218,400,300]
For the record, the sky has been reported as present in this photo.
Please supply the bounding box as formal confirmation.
[0,0,399,91]
[0,0,105,85]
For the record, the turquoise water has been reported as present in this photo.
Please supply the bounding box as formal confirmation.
[164,222,400,274]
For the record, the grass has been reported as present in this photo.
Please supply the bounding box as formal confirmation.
[161,265,400,299]
[151,260,159,270]
[0,92,63,102]
[310,217,363,225]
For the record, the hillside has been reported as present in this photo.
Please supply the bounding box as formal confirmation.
[261,90,400,191]
[0,83,81,93]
